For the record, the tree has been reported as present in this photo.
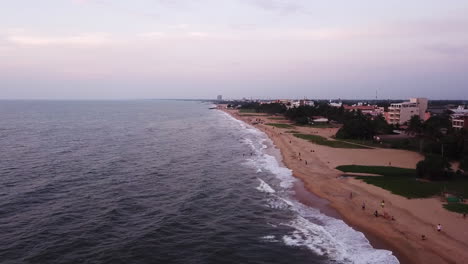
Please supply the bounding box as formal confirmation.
[336,111,375,139]
[460,156,468,172]
[407,115,423,136]
[416,154,451,180]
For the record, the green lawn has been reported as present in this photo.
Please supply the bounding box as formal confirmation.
[339,139,384,148]
[285,130,300,134]
[298,123,338,128]
[239,108,257,113]
[268,117,287,120]
[265,123,295,129]
[336,165,417,177]
[238,114,268,116]
[293,133,371,149]
[336,165,468,199]
[443,203,468,214]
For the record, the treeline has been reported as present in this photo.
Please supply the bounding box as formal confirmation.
[284,103,347,124]
[407,115,468,160]
[335,112,393,139]
[284,104,393,139]
[404,114,468,180]
[232,102,287,114]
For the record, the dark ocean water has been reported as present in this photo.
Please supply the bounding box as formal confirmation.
[0,100,398,264]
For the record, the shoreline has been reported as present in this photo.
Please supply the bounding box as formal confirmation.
[221,107,468,264]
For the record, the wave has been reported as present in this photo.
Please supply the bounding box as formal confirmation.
[256,178,276,193]
[219,110,399,264]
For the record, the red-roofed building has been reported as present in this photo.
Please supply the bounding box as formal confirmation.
[343,105,384,117]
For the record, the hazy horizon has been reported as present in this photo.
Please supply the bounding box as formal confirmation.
[2,0,468,100]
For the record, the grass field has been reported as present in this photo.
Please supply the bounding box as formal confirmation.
[268,117,287,120]
[239,108,257,113]
[285,130,300,133]
[293,134,371,149]
[336,165,468,199]
[339,139,384,148]
[238,114,268,117]
[297,123,339,128]
[443,203,468,214]
[265,123,295,129]
[336,165,417,177]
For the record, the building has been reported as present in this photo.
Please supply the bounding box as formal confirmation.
[311,116,329,123]
[450,106,468,130]
[300,99,314,107]
[386,98,428,125]
[452,115,468,130]
[217,95,223,101]
[343,105,384,117]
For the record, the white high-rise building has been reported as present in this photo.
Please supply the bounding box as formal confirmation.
[386,98,428,125]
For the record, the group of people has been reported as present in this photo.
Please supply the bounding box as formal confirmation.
[358,198,396,222]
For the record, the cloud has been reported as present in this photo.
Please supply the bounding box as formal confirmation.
[241,0,307,14]
[425,43,468,56]
[187,32,209,38]
[138,32,166,39]
[6,33,112,46]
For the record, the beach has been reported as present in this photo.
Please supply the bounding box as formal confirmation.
[222,107,468,264]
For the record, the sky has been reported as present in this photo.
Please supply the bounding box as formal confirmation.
[1,0,468,100]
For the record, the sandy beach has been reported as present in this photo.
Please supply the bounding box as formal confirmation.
[222,108,468,264]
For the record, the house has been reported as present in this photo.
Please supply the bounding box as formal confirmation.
[343,105,384,117]
[311,116,329,123]
[450,106,468,130]
[452,115,468,130]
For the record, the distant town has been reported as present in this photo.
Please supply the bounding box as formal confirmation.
[214,96,468,131]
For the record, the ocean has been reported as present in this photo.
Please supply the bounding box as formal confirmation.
[0,100,399,264]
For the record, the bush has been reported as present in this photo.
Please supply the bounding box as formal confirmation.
[416,154,451,180]
[460,156,468,172]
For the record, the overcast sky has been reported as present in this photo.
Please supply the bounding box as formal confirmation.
[1,0,468,100]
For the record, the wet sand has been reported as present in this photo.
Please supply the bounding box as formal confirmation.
[223,108,468,264]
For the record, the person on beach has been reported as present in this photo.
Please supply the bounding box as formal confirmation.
[463,213,466,219]
[349,192,353,199]
[421,235,427,241]
[437,224,442,232]
[374,210,378,217]
[305,160,308,165]
[362,202,366,210]
[381,200,385,208]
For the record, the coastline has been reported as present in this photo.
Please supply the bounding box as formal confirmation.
[221,107,468,264]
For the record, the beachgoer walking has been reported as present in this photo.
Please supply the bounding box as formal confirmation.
[349,192,353,199]
[305,160,308,165]
[437,224,442,232]
[381,200,385,208]
[374,210,378,217]
[362,202,366,210]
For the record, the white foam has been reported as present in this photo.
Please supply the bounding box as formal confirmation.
[281,199,399,264]
[256,178,276,193]
[260,235,279,242]
[218,110,400,264]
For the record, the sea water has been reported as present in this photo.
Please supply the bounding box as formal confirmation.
[0,100,398,264]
